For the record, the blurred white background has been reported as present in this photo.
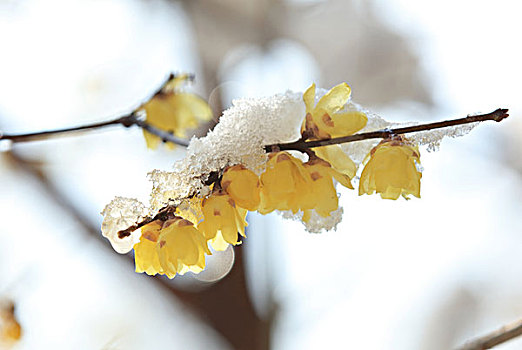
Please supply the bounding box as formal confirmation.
[0,0,521,349]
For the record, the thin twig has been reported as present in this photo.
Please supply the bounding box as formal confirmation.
[0,73,189,147]
[456,318,522,350]
[265,108,509,153]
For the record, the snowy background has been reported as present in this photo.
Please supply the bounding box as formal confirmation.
[0,0,521,349]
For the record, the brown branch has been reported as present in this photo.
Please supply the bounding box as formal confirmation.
[265,108,509,153]
[0,73,189,147]
[117,171,220,238]
[456,318,522,350]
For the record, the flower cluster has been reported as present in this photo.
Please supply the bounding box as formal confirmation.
[102,82,425,278]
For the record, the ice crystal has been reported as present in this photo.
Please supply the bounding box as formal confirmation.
[100,197,147,254]
[281,206,344,233]
[408,122,478,152]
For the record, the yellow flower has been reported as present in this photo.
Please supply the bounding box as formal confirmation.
[0,301,22,343]
[259,152,311,214]
[221,164,260,211]
[198,190,248,251]
[359,138,422,200]
[302,83,367,139]
[301,83,366,180]
[134,220,163,276]
[301,156,353,219]
[156,217,210,278]
[141,74,213,149]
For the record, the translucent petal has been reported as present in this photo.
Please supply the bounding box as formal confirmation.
[359,141,422,200]
[314,145,356,182]
[198,192,247,247]
[175,93,213,121]
[314,82,351,116]
[303,83,316,114]
[134,238,162,276]
[222,165,260,211]
[329,111,368,137]
[156,218,209,279]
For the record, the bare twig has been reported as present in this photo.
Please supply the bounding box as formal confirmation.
[0,73,189,147]
[456,318,522,350]
[265,108,509,153]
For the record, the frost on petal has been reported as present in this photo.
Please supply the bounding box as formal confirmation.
[100,197,147,254]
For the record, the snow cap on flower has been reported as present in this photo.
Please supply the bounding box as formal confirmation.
[100,197,147,254]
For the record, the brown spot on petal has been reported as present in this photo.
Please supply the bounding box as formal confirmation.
[178,219,193,227]
[307,157,330,167]
[221,180,231,190]
[322,113,334,127]
[277,153,291,162]
[159,240,166,248]
[142,231,159,242]
[213,209,221,216]
[162,219,176,229]
[310,171,322,181]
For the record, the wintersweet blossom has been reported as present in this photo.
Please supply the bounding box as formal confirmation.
[141,74,212,149]
[221,165,261,211]
[302,83,367,180]
[156,217,210,278]
[302,82,367,139]
[359,138,422,200]
[198,190,248,251]
[301,156,353,221]
[134,220,163,276]
[259,152,311,214]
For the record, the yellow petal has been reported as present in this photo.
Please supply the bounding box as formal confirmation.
[314,145,356,183]
[303,158,340,217]
[314,82,351,116]
[329,111,368,137]
[134,238,162,275]
[303,83,316,115]
[142,96,178,149]
[172,93,213,122]
[156,218,210,278]
[259,152,311,213]
[198,192,247,248]
[222,165,260,211]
